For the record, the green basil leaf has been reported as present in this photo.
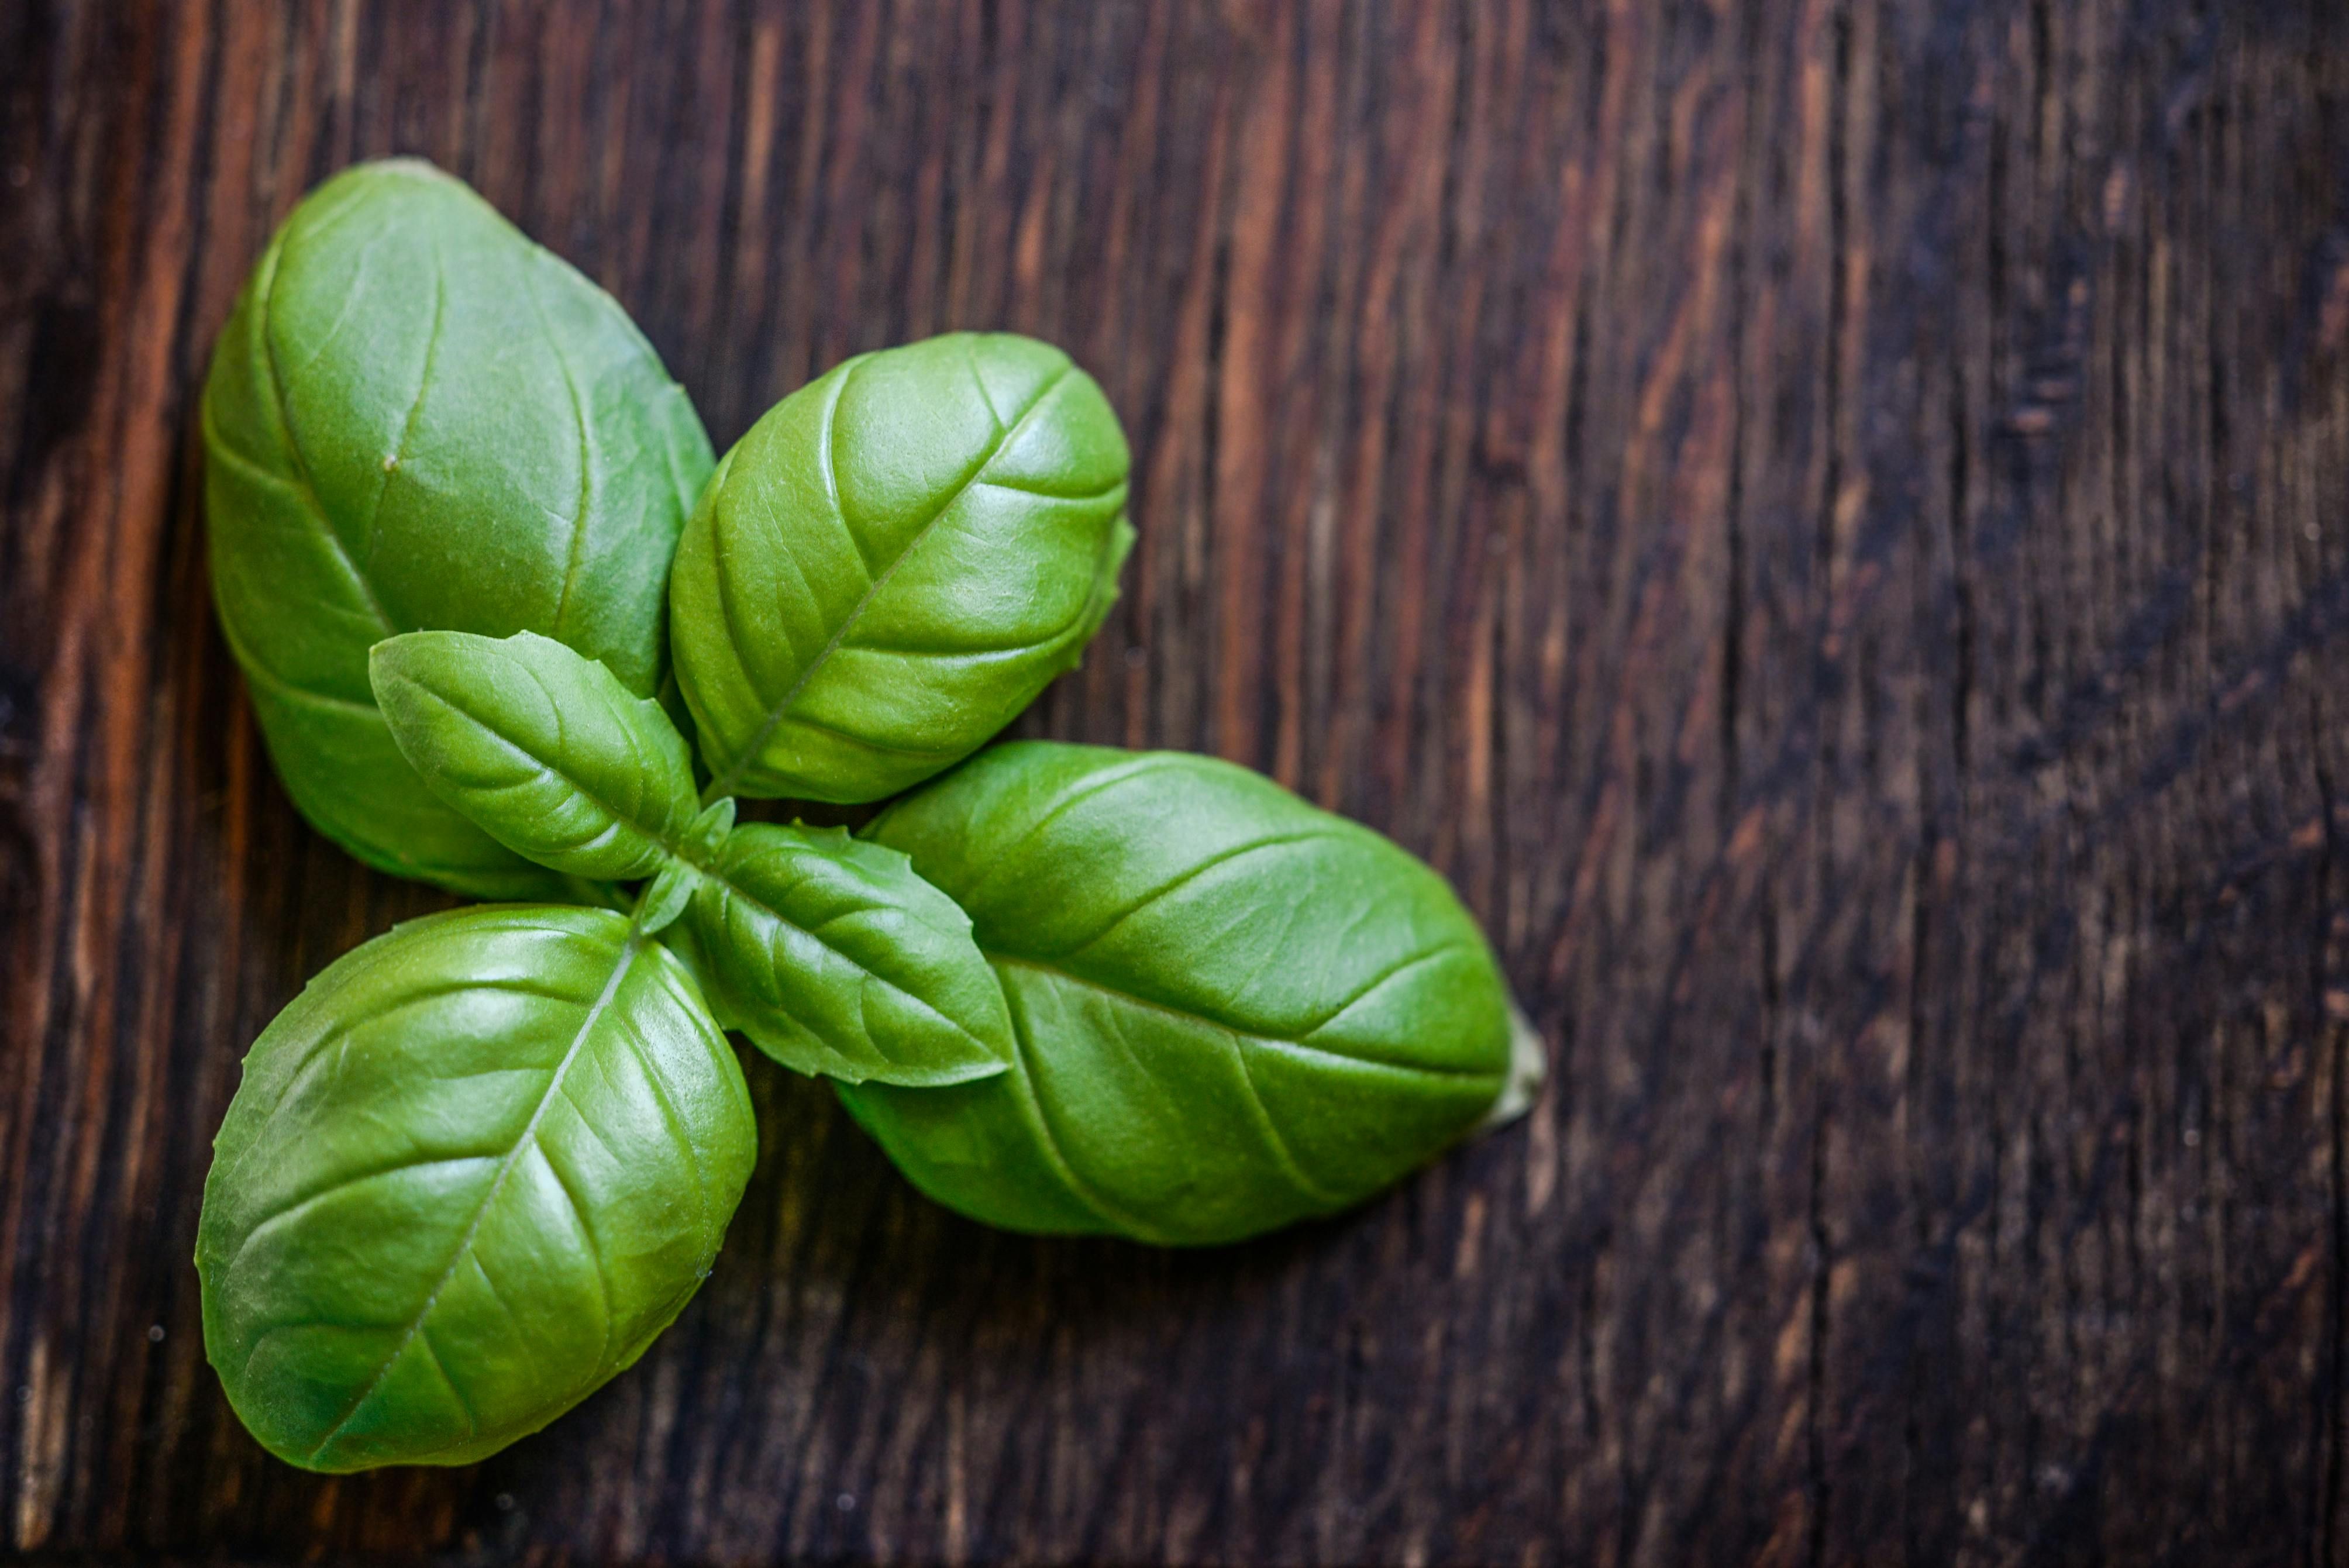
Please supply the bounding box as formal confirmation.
[196,904,754,1473]
[837,743,1523,1245]
[681,823,1012,1087]
[635,857,700,936]
[204,158,713,895]
[681,798,738,859]
[669,332,1133,804]
[650,907,738,1032]
[370,630,698,882]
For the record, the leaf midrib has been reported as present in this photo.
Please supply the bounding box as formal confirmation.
[255,230,402,643]
[526,254,600,646]
[981,952,1503,1241]
[700,840,1007,1076]
[984,952,1503,1083]
[395,661,682,869]
[301,929,643,1465]
[701,361,1075,801]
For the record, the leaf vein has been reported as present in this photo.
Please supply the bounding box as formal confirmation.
[528,256,600,643]
[536,1139,615,1374]
[300,930,643,1465]
[997,981,1167,1243]
[701,363,1073,799]
[357,246,445,575]
[228,1152,505,1271]
[950,753,1196,910]
[611,1005,713,1247]
[705,850,990,1060]
[760,706,969,759]
[975,474,1129,504]
[986,956,1504,1083]
[1231,1039,1348,1208]
[416,1326,480,1439]
[252,243,398,637]
[1297,942,1479,1039]
[1059,829,1353,957]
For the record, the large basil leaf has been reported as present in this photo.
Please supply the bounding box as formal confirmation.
[682,823,1011,1087]
[196,905,754,1472]
[203,158,712,896]
[838,743,1521,1245]
[669,333,1133,804]
[370,630,698,883]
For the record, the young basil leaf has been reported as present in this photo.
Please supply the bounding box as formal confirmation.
[681,797,738,860]
[836,743,1527,1246]
[196,904,754,1473]
[669,332,1134,804]
[635,857,700,936]
[678,823,1012,1087]
[204,158,713,896]
[370,630,699,882]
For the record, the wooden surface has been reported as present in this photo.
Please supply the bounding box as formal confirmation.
[5,1,2349,1562]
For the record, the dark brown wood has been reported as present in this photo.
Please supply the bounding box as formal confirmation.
[5,1,2349,1561]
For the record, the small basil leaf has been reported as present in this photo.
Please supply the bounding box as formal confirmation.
[204,158,712,895]
[635,858,698,936]
[370,630,698,882]
[669,332,1133,804]
[195,905,755,1472]
[683,822,1012,1087]
[838,743,1525,1246]
[681,797,737,860]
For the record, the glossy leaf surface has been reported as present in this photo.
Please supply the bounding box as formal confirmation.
[683,823,1011,1086]
[839,743,1517,1245]
[669,332,1133,804]
[196,905,754,1471]
[371,630,699,883]
[204,158,712,895]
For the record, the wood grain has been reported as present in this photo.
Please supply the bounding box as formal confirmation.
[5,1,2349,1562]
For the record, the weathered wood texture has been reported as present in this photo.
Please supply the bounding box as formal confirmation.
[5,1,2349,1562]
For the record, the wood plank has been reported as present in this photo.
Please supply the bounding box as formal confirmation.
[2,1,2347,1560]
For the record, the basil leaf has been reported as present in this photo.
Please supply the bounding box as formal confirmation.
[837,743,1523,1245]
[681,797,738,859]
[204,158,713,895]
[196,904,754,1473]
[370,630,698,883]
[680,823,1012,1087]
[651,906,738,1031]
[635,857,700,936]
[669,332,1133,804]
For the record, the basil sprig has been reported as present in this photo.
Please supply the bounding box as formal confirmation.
[197,160,1538,1473]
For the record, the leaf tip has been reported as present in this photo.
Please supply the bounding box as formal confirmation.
[1473,1000,1548,1136]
